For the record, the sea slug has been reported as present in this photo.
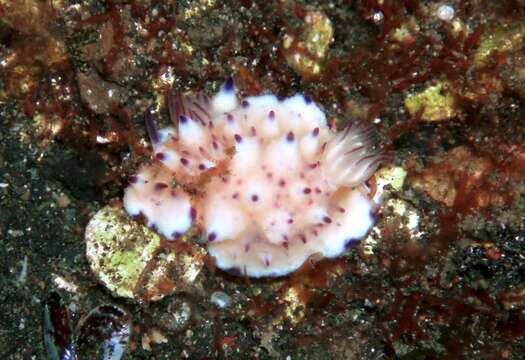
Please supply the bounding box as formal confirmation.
[124,78,385,277]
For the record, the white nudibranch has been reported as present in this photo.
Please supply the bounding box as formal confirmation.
[124,78,386,277]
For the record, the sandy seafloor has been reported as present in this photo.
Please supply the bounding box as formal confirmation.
[1,1,525,359]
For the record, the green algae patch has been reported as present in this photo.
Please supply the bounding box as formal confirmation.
[474,22,525,65]
[85,206,161,299]
[405,82,458,122]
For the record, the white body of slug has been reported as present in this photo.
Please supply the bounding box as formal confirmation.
[124,79,385,277]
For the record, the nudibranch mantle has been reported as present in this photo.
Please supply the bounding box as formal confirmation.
[124,78,385,277]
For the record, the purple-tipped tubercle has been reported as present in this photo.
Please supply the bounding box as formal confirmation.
[224,77,235,92]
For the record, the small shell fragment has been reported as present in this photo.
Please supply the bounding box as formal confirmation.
[76,305,131,360]
[210,291,232,309]
[43,291,75,360]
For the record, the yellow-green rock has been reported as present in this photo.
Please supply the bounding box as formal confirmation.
[282,10,333,78]
[85,206,205,301]
[85,206,162,299]
[405,82,458,122]
[375,165,407,194]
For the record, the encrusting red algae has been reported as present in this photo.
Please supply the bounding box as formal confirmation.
[124,78,386,277]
